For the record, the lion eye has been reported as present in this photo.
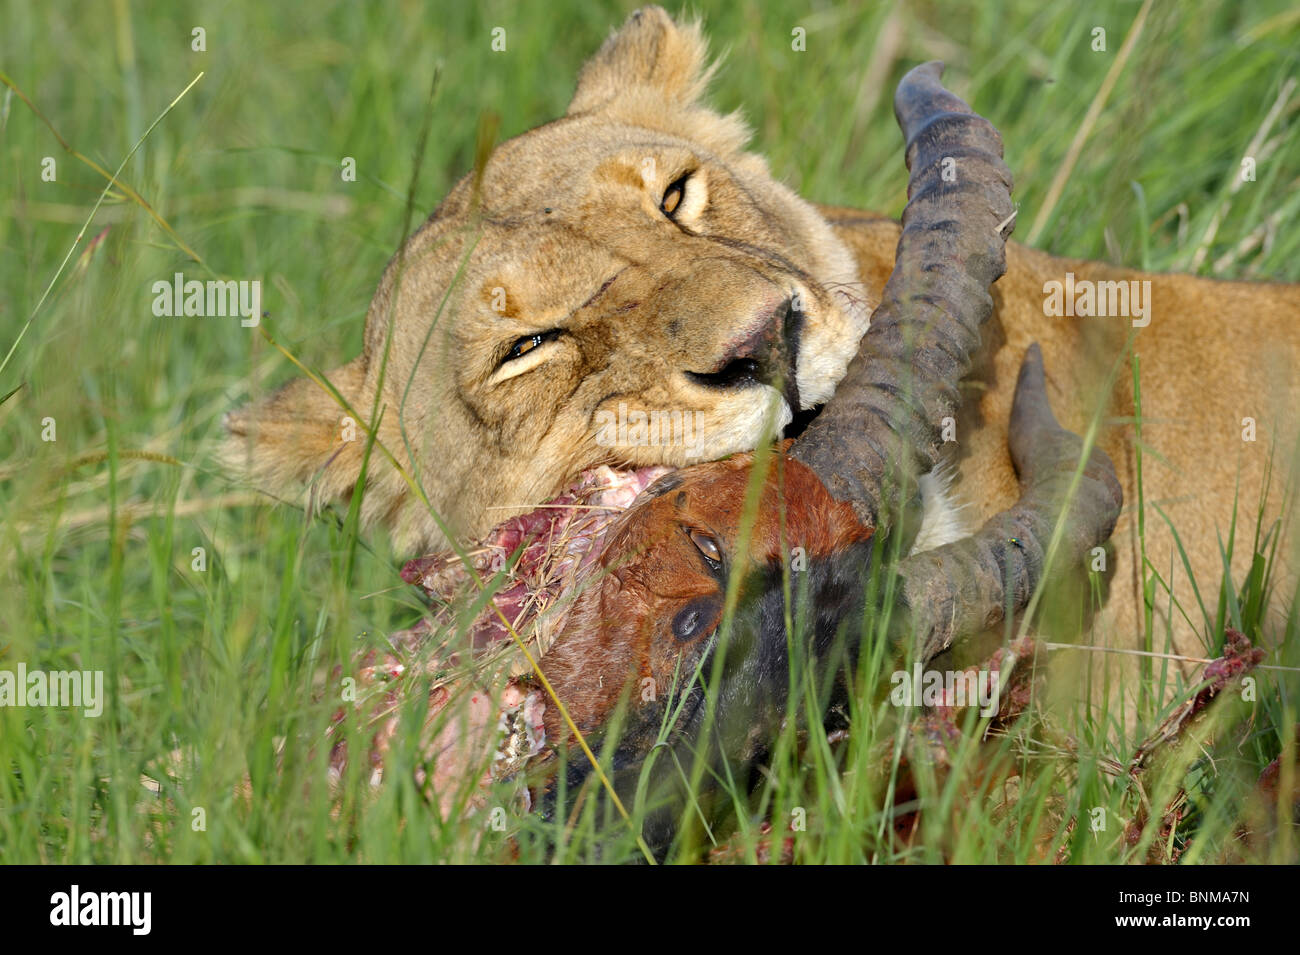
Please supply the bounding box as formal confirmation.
[661,174,689,219]
[504,330,560,362]
[688,527,722,567]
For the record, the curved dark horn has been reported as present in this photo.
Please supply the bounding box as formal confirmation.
[791,61,1014,532]
[892,344,1123,661]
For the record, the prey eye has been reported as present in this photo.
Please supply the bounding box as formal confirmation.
[661,174,690,219]
[672,595,721,643]
[688,527,722,569]
[504,329,560,363]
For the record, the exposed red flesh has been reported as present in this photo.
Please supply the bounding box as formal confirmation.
[329,465,673,815]
[400,464,674,653]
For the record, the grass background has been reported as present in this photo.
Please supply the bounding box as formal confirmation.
[1,0,1298,863]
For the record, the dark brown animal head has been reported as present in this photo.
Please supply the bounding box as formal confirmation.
[539,453,870,741]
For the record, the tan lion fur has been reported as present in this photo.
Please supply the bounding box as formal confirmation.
[225,6,1299,660]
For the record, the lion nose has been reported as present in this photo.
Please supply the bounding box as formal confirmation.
[685,296,803,408]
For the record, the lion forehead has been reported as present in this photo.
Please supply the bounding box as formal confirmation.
[454,232,624,332]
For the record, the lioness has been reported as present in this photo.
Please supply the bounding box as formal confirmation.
[225,6,1299,658]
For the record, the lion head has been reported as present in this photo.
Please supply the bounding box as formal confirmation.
[224,6,873,551]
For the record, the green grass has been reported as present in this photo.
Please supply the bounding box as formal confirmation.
[1,0,1298,863]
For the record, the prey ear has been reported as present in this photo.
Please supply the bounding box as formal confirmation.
[568,6,715,115]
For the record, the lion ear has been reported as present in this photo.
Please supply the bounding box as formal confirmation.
[567,6,715,115]
[220,356,370,507]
